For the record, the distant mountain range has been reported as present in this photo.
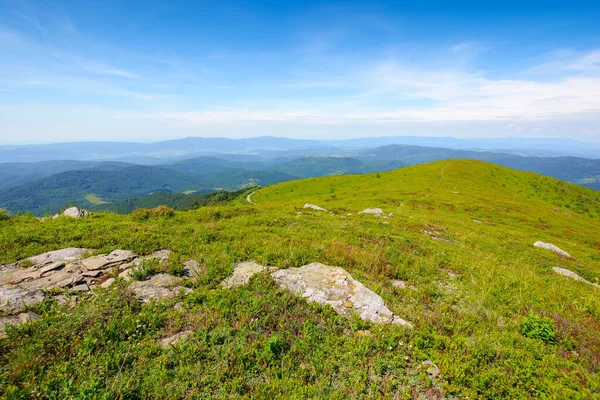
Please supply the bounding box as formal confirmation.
[1,137,599,215]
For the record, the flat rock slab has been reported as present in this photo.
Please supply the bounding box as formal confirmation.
[303,204,327,211]
[359,208,384,216]
[553,267,600,288]
[129,273,190,302]
[0,287,45,314]
[25,248,89,268]
[159,330,193,348]
[220,262,276,288]
[81,250,137,271]
[271,262,412,327]
[534,241,572,259]
[183,260,204,279]
[0,312,40,338]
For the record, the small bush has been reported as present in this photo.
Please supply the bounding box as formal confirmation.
[131,205,175,221]
[519,314,557,344]
[129,259,159,281]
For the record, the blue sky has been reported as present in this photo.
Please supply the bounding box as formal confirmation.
[1,0,600,144]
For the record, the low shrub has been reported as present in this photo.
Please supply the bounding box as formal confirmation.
[129,259,160,281]
[519,314,557,344]
[0,208,10,221]
[131,205,175,221]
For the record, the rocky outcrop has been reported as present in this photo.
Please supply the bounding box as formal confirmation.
[183,260,204,279]
[0,248,199,313]
[0,312,40,338]
[303,204,327,212]
[534,241,572,258]
[552,267,600,288]
[220,261,275,288]
[272,263,411,327]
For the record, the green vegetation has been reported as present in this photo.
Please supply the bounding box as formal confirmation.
[131,205,176,221]
[269,156,404,178]
[85,193,112,205]
[1,160,600,398]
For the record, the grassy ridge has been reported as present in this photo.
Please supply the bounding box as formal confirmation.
[1,160,600,398]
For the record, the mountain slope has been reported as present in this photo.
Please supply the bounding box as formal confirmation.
[1,160,599,398]
[361,145,600,190]
[268,156,404,178]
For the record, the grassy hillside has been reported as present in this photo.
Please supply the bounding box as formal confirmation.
[1,160,600,398]
[361,145,600,190]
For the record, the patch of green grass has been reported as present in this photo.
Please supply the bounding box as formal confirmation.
[519,314,558,344]
[85,193,111,205]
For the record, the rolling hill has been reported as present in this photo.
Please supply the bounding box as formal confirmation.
[1,160,599,398]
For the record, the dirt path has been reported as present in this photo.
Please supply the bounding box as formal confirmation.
[246,191,257,204]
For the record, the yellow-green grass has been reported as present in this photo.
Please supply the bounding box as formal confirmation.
[84,193,112,205]
[1,159,599,398]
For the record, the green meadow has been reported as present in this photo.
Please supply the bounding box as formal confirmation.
[1,159,600,398]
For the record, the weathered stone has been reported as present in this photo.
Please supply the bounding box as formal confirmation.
[81,250,136,271]
[17,271,75,290]
[271,263,412,327]
[100,278,115,288]
[303,204,327,212]
[61,207,91,218]
[24,248,89,268]
[220,262,273,288]
[534,241,572,258]
[183,260,204,279]
[0,267,38,285]
[81,270,103,278]
[0,287,45,314]
[70,283,90,292]
[359,208,384,216]
[391,280,407,289]
[552,267,600,288]
[159,330,193,348]
[37,262,66,276]
[0,312,40,338]
[129,273,187,302]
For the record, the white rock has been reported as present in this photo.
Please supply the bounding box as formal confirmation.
[303,204,327,212]
[183,259,203,279]
[26,248,89,268]
[100,278,115,288]
[61,207,91,218]
[271,263,411,327]
[359,208,384,216]
[220,261,274,288]
[81,250,137,271]
[534,241,572,258]
[552,267,600,288]
[391,280,407,289]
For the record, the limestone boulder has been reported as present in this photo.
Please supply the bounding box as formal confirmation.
[553,267,600,288]
[129,273,190,302]
[61,207,91,218]
[303,204,327,212]
[81,250,136,271]
[271,263,411,327]
[534,241,572,258]
[359,208,384,216]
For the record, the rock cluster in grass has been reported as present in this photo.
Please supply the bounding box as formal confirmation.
[534,241,572,259]
[303,203,327,211]
[221,261,412,328]
[0,247,201,322]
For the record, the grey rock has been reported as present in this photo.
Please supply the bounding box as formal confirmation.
[81,250,136,271]
[18,271,75,290]
[100,278,115,288]
[271,263,412,327]
[359,208,384,216]
[129,273,186,302]
[220,261,274,288]
[159,330,193,348]
[70,283,90,292]
[534,241,572,258]
[0,312,40,338]
[183,260,204,279]
[25,247,89,268]
[552,267,600,288]
[391,280,407,289]
[0,287,45,314]
[61,207,91,218]
[303,204,327,212]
